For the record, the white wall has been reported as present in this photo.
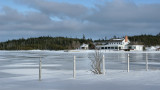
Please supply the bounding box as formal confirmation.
[135,46,143,51]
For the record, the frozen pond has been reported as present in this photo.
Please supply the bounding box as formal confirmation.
[1,50,160,90]
[0,50,160,79]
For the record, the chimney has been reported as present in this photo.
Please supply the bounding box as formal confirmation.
[125,36,128,42]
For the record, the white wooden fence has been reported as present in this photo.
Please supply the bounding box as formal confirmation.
[38,53,152,81]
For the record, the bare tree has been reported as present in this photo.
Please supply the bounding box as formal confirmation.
[89,49,103,74]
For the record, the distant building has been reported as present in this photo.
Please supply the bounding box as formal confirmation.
[80,43,89,50]
[127,45,144,51]
[96,36,144,51]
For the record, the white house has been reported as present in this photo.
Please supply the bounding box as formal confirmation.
[96,36,144,51]
[80,43,89,50]
[127,45,144,51]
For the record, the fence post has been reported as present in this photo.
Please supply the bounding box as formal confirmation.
[127,54,130,72]
[146,53,148,71]
[73,56,76,79]
[39,57,42,81]
[118,53,119,61]
[102,54,106,75]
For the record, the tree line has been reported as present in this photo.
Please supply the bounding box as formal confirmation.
[128,33,160,47]
[0,33,160,50]
[0,36,94,50]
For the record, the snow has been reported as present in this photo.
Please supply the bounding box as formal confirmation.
[146,46,160,51]
[0,50,160,90]
[0,63,61,68]
[67,50,160,53]
[1,69,160,90]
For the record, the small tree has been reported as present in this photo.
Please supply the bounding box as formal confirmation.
[82,34,85,40]
[89,49,103,74]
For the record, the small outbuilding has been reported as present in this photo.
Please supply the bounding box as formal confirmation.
[128,45,144,51]
[80,43,89,50]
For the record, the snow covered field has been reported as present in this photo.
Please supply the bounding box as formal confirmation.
[0,50,160,90]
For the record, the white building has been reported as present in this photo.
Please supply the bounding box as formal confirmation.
[80,43,89,50]
[96,36,143,51]
[128,45,144,51]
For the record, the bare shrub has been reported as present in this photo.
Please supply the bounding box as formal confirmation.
[89,49,103,74]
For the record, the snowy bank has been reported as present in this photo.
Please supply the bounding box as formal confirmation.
[0,69,160,90]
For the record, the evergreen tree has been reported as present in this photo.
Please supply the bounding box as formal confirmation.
[0,36,94,50]
[83,34,86,40]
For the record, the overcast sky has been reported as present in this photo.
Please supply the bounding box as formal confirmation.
[0,0,160,41]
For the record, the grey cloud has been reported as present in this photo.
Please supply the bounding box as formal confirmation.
[87,0,160,23]
[0,0,160,41]
[14,0,89,18]
[0,7,51,25]
[0,7,86,33]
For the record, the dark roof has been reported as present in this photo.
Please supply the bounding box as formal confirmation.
[128,42,143,45]
[107,40,123,42]
[94,39,124,43]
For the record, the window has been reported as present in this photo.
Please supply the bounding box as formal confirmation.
[101,47,104,49]
[115,47,118,49]
[111,47,114,49]
[108,47,111,49]
[129,46,132,49]
[105,47,107,49]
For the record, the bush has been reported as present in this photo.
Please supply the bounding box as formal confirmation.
[89,49,103,74]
